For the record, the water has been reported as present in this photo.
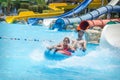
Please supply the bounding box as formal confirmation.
[0,23,120,80]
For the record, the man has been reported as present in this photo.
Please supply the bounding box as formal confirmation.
[72,30,87,52]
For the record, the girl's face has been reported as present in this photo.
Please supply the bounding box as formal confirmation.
[63,39,69,45]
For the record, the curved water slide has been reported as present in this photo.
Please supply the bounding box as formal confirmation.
[100,24,120,48]
[6,0,92,24]
[77,18,120,30]
[52,5,120,31]
[28,0,92,25]
[5,3,67,24]
[56,0,92,18]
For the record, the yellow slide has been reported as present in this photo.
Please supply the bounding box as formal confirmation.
[6,3,69,23]
[6,0,108,23]
[48,3,67,10]
[79,0,108,9]
[88,0,108,9]
[6,11,64,23]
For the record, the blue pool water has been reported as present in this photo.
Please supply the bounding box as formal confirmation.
[0,23,120,80]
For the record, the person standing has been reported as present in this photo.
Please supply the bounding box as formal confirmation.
[71,30,87,52]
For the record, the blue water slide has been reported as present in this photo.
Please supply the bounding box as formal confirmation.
[52,5,120,31]
[27,18,43,25]
[27,0,92,25]
[56,0,92,18]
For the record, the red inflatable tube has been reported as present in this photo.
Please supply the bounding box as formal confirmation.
[77,18,120,30]
[57,50,72,56]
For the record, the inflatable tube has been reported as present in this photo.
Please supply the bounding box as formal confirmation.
[44,43,99,60]
[44,48,88,60]
[44,49,71,60]
[77,18,120,30]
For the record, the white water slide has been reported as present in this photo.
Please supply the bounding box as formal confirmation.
[92,0,120,48]
[100,24,120,48]
[108,0,119,5]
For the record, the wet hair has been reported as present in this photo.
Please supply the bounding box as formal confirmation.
[63,37,70,43]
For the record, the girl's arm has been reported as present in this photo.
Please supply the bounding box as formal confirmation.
[54,43,63,50]
[69,45,76,51]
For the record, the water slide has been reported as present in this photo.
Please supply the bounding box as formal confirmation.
[48,3,67,11]
[5,11,64,24]
[6,0,92,24]
[5,3,68,23]
[100,24,120,48]
[77,18,120,30]
[99,0,120,18]
[107,0,119,6]
[52,5,120,31]
[43,0,106,27]
[56,0,92,18]
[28,0,92,25]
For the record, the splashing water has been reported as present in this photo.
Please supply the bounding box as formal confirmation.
[0,23,120,80]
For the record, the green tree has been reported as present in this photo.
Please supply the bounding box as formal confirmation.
[36,0,45,5]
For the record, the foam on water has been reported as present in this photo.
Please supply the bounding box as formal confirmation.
[0,23,120,80]
[28,32,120,73]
